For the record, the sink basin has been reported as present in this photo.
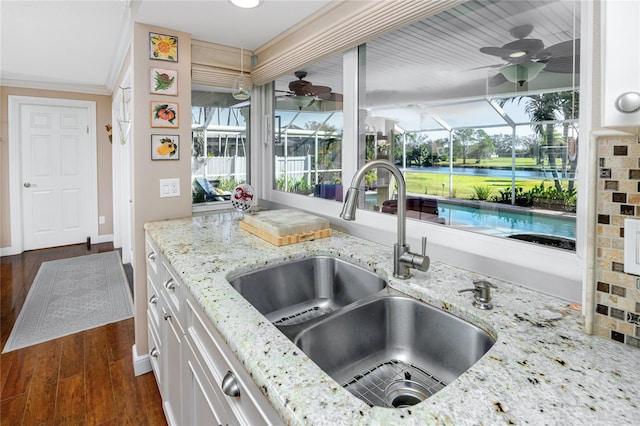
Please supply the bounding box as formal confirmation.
[227,256,387,326]
[293,295,495,408]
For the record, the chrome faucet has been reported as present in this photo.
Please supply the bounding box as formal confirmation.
[340,159,430,279]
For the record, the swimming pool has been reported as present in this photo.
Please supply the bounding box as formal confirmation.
[437,201,576,240]
[364,194,576,241]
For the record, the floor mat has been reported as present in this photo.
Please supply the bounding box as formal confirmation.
[3,251,134,353]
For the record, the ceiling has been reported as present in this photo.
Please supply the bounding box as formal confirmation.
[274,0,580,110]
[1,0,580,106]
[0,0,330,94]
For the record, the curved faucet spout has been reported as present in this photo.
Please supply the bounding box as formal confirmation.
[340,159,429,278]
[340,160,406,248]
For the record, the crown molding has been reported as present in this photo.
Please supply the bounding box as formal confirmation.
[0,78,111,96]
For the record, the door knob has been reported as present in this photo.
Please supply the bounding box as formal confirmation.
[23,182,31,188]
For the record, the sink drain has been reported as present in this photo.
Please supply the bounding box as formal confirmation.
[384,379,430,408]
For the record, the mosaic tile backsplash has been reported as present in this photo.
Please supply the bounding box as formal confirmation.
[596,135,640,348]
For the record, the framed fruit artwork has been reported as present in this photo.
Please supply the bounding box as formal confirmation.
[149,32,178,62]
[151,135,179,160]
[150,67,177,95]
[151,101,179,128]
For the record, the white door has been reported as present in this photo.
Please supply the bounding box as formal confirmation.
[20,103,92,250]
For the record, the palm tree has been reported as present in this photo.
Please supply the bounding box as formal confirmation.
[500,90,578,191]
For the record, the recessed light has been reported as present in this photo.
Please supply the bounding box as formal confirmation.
[509,51,527,58]
[230,0,261,8]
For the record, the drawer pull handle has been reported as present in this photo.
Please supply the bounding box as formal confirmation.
[164,279,176,290]
[222,371,240,398]
[149,295,158,305]
[150,347,159,358]
[147,252,157,261]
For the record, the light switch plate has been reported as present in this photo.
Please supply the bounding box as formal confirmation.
[160,178,180,198]
[624,218,640,274]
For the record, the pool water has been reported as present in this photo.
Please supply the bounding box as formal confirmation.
[364,194,576,241]
[437,201,576,240]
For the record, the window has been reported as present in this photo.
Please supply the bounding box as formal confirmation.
[191,87,250,209]
[358,0,580,251]
[272,54,343,200]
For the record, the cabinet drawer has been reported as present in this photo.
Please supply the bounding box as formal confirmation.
[161,261,185,333]
[147,277,161,331]
[147,316,162,395]
[145,235,163,284]
[185,298,283,425]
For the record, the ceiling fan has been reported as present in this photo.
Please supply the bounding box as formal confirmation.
[479,24,580,87]
[277,71,342,109]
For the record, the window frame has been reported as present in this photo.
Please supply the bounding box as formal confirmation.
[259,2,594,303]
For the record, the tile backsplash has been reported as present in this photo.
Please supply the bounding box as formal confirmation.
[596,135,640,349]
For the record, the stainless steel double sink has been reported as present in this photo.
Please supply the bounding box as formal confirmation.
[227,256,495,408]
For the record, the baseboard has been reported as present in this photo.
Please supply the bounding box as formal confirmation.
[1,234,113,256]
[132,344,152,376]
[95,234,114,244]
[0,246,21,257]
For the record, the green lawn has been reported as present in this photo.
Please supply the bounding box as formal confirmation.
[434,157,540,168]
[405,172,545,200]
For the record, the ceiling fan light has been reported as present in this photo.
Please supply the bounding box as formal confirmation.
[500,62,546,86]
[509,51,527,58]
[230,0,261,9]
[289,95,314,110]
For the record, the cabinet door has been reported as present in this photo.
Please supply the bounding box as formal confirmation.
[162,304,183,426]
[183,339,236,426]
[602,0,640,127]
[185,298,283,425]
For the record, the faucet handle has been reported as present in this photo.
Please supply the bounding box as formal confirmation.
[421,236,427,256]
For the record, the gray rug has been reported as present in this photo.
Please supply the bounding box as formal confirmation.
[3,251,134,353]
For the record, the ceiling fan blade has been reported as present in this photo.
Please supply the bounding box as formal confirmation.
[540,55,580,74]
[317,92,343,102]
[467,63,504,71]
[488,73,508,87]
[501,38,545,55]
[310,85,331,95]
[509,24,534,39]
[535,39,580,60]
[479,46,519,58]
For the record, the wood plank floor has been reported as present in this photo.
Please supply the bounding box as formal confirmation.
[1,243,167,426]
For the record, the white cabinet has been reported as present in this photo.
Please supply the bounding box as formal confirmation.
[145,233,283,426]
[602,0,640,127]
[145,235,184,426]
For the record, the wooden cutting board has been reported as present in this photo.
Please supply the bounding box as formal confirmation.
[240,209,331,246]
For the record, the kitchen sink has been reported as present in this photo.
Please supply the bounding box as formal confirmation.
[227,256,387,326]
[293,295,495,408]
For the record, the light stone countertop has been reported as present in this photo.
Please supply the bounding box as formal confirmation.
[145,209,640,425]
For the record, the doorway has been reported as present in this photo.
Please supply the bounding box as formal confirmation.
[8,96,98,253]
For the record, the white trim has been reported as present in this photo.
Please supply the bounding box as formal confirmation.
[0,246,21,257]
[95,234,114,244]
[8,96,99,254]
[1,80,111,96]
[132,344,152,376]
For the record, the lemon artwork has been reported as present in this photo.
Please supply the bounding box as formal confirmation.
[157,138,177,157]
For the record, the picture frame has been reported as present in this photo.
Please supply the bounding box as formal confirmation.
[151,101,179,128]
[151,135,179,160]
[150,67,178,95]
[149,32,178,62]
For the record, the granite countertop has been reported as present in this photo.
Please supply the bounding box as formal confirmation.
[145,210,640,425]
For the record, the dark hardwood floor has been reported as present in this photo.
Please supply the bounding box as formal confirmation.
[1,243,167,426]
